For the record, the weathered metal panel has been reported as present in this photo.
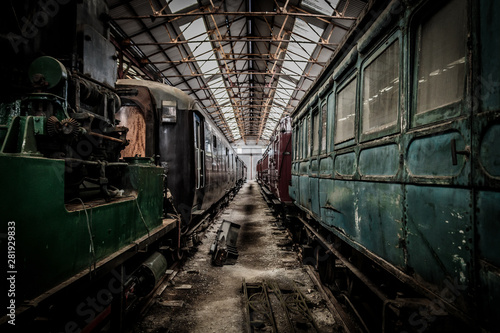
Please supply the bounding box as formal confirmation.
[323,180,405,267]
[310,177,320,217]
[319,156,333,176]
[334,152,356,176]
[479,124,500,177]
[299,175,311,210]
[405,185,472,289]
[356,182,405,267]
[323,180,356,237]
[407,132,465,177]
[311,159,319,174]
[318,178,333,225]
[359,144,399,176]
[478,264,500,327]
[290,174,299,202]
[82,25,117,87]
[479,0,500,112]
[0,156,164,300]
[299,161,309,174]
[476,188,500,324]
[476,190,500,266]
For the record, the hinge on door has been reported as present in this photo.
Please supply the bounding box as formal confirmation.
[451,139,470,165]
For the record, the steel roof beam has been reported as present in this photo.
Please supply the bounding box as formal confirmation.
[112,11,358,22]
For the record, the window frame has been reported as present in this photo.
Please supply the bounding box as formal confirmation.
[410,0,468,128]
[312,107,320,156]
[299,121,304,159]
[292,124,297,161]
[302,119,308,159]
[306,115,312,157]
[359,32,402,143]
[334,72,358,149]
[320,101,328,154]
[327,92,335,153]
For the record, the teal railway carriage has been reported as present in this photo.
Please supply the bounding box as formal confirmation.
[289,0,499,330]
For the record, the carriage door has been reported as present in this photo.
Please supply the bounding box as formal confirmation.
[194,113,205,189]
[473,0,500,320]
[405,0,473,291]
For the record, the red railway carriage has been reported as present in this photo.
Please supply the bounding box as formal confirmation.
[257,116,292,205]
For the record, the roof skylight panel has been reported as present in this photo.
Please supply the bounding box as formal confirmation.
[168,0,198,13]
[301,0,339,15]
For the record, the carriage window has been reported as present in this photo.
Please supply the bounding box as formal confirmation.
[415,0,466,115]
[321,103,327,154]
[362,40,400,134]
[335,77,357,144]
[301,121,305,159]
[312,110,320,155]
[299,120,306,158]
[307,115,311,157]
[327,92,334,152]
[293,126,298,160]
[297,124,301,159]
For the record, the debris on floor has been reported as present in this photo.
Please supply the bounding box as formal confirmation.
[209,219,241,266]
[129,181,337,333]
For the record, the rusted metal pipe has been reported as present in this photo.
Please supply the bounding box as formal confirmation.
[89,131,127,144]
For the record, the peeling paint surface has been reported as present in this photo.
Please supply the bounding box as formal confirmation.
[406,185,472,288]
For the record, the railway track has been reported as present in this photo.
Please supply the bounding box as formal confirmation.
[126,202,231,329]
[242,280,321,333]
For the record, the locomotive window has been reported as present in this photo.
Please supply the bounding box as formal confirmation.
[321,103,327,154]
[414,0,466,120]
[312,110,320,155]
[335,77,357,144]
[362,40,400,136]
[161,101,176,123]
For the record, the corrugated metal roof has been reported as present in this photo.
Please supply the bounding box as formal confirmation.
[108,0,368,144]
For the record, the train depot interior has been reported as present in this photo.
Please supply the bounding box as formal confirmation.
[1,0,499,332]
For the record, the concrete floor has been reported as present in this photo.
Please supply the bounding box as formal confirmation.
[131,180,337,333]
